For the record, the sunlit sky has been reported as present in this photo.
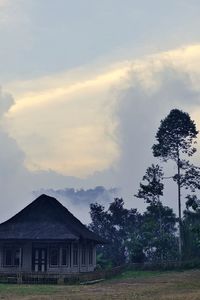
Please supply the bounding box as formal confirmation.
[0,0,200,222]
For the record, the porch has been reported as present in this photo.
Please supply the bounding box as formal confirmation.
[0,241,96,274]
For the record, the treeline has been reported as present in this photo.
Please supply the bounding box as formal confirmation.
[89,109,200,267]
[89,197,178,267]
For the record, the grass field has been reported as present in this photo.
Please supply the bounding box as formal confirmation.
[1,270,200,299]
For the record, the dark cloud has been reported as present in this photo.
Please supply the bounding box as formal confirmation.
[33,186,118,223]
[34,186,118,206]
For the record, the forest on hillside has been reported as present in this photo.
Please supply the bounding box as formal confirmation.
[89,109,200,267]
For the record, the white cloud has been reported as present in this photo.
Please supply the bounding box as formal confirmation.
[3,44,200,182]
[5,63,130,177]
[0,44,200,221]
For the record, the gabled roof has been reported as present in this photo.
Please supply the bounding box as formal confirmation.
[0,194,104,243]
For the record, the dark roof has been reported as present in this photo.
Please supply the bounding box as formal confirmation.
[0,194,104,243]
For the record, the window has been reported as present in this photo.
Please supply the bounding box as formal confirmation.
[4,248,21,267]
[81,245,86,265]
[5,248,12,266]
[73,244,78,266]
[49,248,59,266]
[61,245,70,266]
[14,249,20,266]
[89,245,93,265]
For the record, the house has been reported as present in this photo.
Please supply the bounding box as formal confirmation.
[0,194,104,274]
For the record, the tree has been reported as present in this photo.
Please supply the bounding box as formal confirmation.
[89,198,142,266]
[89,199,129,266]
[152,109,198,259]
[182,195,200,260]
[88,202,120,267]
[135,164,169,261]
[89,195,178,265]
[142,203,178,262]
[135,164,164,205]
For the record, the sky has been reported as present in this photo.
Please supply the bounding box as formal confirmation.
[0,0,200,223]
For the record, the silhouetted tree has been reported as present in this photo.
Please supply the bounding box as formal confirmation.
[135,164,164,204]
[89,195,178,266]
[182,195,200,259]
[89,198,142,266]
[142,203,178,261]
[135,164,176,261]
[152,109,198,259]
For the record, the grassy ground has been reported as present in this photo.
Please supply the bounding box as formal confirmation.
[1,270,200,299]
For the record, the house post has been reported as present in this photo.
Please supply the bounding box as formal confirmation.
[17,247,23,284]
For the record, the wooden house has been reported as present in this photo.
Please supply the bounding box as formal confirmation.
[0,194,104,274]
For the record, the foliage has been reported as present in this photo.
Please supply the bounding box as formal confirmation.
[152,109,198,161]
[135,164,178,261]
[89,198,177,267]
[89,109,200,268]
[183,195,200,259]
[135,164,164,204]
[141,203,178,261]
[89,198,143,266]
[152,108,198,258]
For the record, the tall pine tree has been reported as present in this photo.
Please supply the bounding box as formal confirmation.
[152,109,198,259]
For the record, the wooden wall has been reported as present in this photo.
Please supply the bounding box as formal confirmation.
[0,241,96,274]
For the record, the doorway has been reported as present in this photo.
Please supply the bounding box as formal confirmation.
[32,248,47,272]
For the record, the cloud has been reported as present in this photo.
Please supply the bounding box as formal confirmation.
[33,186,118,223]
[1,44,200,218]
[8,63,130,114]
[0,89,30,220]
[0,87,109,223]
[0,0,27,26]
[4,63,130,177]
[0,0,9,7]
[4,44,200,180]
[114,47,200,210]
[0,87,14,116]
